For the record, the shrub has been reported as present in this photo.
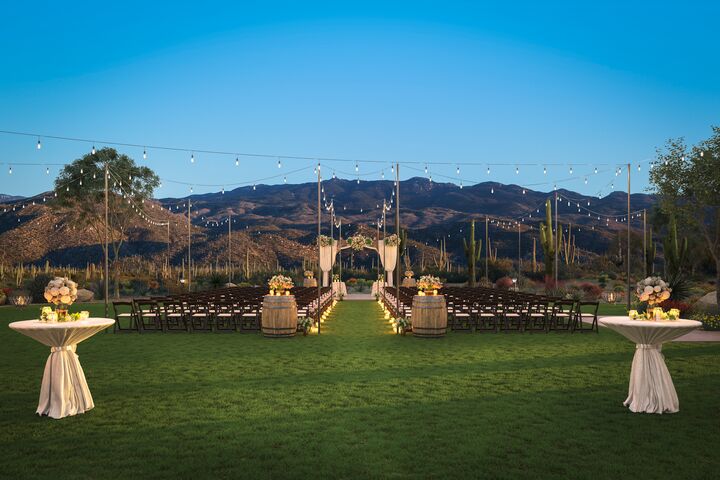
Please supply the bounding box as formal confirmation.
[28,274,54,303]
[495,276,514,290]
[579,282,603,301]
[690,312,720,331]
[659,299,692,315]
[207,273,227,290]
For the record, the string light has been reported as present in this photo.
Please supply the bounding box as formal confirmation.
[569,166,573,175]
[191,153,195,163]
[424,164,428,174]
[584,177,588,184]
[487,167,490,175]
[143,149,147,160]
[637,164,641,171]
[543,166,547,175]
[456,165,460,175]
[46,167,49,175]
[515,166,519,175]
[277,158,282,169]
[355,162,359,172]
[8,166,12,175]
[37,139,42,150]
[235,157,239,166]
[594,167,598,174]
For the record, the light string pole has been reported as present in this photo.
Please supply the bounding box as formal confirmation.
[395,162,400,316]
[317,163,321,334]
[228,212,232,281]
[382,199,387,295]
[485,216,489,283]
[627,163,631,311]
[104,161,109,318]
[187,199,192,291]
[643,208,647,277]
[554,191,559,286]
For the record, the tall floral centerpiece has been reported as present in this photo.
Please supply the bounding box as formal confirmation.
[348,234,371,251]
[268,275,294,296]
[417,275,442,295]
[631,276,674,321]
[43,277,78,320]
[304,270,314,279]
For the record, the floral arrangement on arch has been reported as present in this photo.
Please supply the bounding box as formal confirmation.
[348,234,371,251]
[268,274,294,293]
[417,275,442,292]
[635,276,671,306]
[318,235,334,247]
[384,234,399,247]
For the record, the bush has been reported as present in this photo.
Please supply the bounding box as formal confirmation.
[495,276,514,290]
[28,274,54,303]
[659,299,692,315]
[579,282,603,301]
[690,312,720,331]
[207,273,227,290]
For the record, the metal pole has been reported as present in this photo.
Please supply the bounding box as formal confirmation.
[395,163,400,315]
[554,192,559,286]
[317,164,321,334]
[627,163,631,311]
[187,200,191,291]
[228,213,232,281]
[485,216,489,283]
[104,162,109,318]
[643,208,647,278]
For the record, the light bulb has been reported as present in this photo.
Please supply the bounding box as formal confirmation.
[222,187,225,194]
[46,167,49,175]
[584,177,588,185]
[424,164,428,174]
[8,166,12,175]
[487,167,490,175]
[253,184,256,190]
[381,171,384,179]
[143,149,147,159]
[594,167,598,174]
[391,165,394,174]
[491,187,494,194]
[37,139,42,150]
[91,145,96,155]
[235,157,239,166]
[515,166,519,174]
[357,178,360,184]
[332,171,336,179]
[637,164,641,171]
[284,176,287,183]
[700,151,704,157]
[191,154,195,163]
[543,166,547,175]
[80,168,83,174]
[277,158,282,169]
[456,166,460,175]
[522,189,526,194]
[355,162,359,172]
[569,166,573,175]
[460,181,463,189]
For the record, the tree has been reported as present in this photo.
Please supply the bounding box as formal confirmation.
[53,148,160,297]
[649,126,720,307]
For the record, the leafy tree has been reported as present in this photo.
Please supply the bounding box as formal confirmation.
[649,127,720,307]
[53,148,160,297]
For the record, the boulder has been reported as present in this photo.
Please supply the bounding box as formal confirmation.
[695,291,719,313]
[225,283,237,288]
[76,288,95,302]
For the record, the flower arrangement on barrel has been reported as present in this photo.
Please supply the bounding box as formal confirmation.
[629,276,679,321]
[40,277,89,322]
[268,275,294,295]
[304,270,315,278]
[417,275,442,295]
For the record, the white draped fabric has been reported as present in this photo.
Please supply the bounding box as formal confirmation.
[376,239,398,287]
[9,318,115,419]
[332,281,347,298]
[319,244,338,287]
[599,317,701,414]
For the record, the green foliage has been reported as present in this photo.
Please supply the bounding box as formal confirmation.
[462,220,482,287]
[539,199,555,279]
[207,273,228,290]
[690,312,720,331]
[27,273,54,303]
[663,216,688,278]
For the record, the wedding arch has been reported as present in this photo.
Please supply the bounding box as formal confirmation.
[318,233,399,286]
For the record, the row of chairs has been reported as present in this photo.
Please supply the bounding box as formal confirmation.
[112,286,333,333]
[381,286,599,334]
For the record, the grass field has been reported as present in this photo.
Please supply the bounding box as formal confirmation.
[1,301,718,479]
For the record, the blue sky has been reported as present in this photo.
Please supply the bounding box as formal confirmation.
[0,1,718,198]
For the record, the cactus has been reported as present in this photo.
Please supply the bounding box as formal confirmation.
[463,220,482,287]
[645,226,656,275]
[434,238,449,270]
[560,223,577,265]
[663,216,687,277]
[532,237,538,272]
[539,199,555,279]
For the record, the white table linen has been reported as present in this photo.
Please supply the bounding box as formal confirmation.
[599,316,701,414]
[9,318,115,419]
[332,281,347,298]
[371,281,385,296]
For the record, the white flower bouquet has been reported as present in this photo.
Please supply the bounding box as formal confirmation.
[349,234,370,251]
[384,234,399,247]
[417,275,442,293]
[43,277,78,309]
[635,276,671,306]
[268,274,294,294]
[318,235,334,247]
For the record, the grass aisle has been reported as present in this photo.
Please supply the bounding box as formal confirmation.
[1,301,719,479]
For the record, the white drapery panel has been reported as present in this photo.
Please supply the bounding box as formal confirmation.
[9,318,115,419]
[319,244,337,286]
[377,239,398,286]
[599,317,701,414]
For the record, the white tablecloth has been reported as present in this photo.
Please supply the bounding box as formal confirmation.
[371,281,385,296]
[332,281,347,297]
[9,318,115,419]
[599,316,701,414]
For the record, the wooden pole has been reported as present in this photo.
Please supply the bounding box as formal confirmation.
[627,163,631,311]
[228,213,232,281]
[485,216,489,283]
[517,222,521,274]
[317,164,321,334]
[643,208,647,278]
[554,192,559,285]
[395,163,400,315]
[382,199,387,294]
[187,200,191,291]
[104,162,109,318]
[338,219,342,284]
[166,222,170,270]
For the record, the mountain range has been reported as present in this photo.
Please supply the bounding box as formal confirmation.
[0,177,655,269]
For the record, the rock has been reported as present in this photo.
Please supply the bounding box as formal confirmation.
[695,291,719,313]
[225,283,237,288]
[76,289,94,302]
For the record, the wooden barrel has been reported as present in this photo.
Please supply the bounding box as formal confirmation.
[412,295,447,338]
[303,278,317,287]
[261,295,298,337]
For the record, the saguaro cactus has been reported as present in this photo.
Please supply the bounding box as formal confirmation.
[663,216,688,277]
[463,220,482,287]
[645,226,656,275]
[539,199,555,280]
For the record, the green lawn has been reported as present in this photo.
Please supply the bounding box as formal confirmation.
[1,301,718,479]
